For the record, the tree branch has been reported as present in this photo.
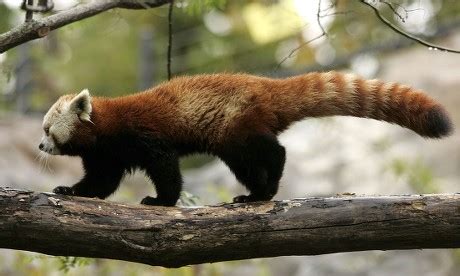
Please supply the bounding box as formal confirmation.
[360,0,460,53]
[276,0,329,68]
[0,0,171,53]
[1,187,459,268]
[271,19,460,77]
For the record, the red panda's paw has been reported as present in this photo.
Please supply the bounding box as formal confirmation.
[140,196,159,205]
[233,195,255,203]
[233,194,274,203]
[53,186,75,196]
[140,196,177,207]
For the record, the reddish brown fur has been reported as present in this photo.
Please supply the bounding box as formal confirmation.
[77,71,452,150]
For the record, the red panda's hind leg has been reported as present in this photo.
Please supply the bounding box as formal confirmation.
[220,134,286,203]
[141,152,182,207]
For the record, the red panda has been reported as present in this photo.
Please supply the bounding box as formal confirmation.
[39,72,453,206]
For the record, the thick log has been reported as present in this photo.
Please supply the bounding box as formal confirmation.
[0,187,459,268]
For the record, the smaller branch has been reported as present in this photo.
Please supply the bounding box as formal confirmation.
[276,34,326,69]
[319,10,354,18]
[360,0,460,54]
[270,19,460,78]
[321,0,337,14]
[316,0,328,37]
[0,0,171,53]
[381,1,407,22]
[276,0,330,69]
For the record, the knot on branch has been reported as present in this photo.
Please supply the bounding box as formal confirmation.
[37,26,50,37]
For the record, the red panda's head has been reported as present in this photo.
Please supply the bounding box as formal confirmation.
[39,89,94,155]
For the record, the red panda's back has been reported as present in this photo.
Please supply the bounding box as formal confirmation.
[154,74,278,145]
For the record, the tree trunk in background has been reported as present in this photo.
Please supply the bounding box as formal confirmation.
[14,43,33,114]
[138,27,155,90]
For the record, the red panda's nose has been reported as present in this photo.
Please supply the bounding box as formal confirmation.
[39,143,44,150]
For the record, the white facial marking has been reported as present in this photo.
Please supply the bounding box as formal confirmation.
[39,89,92,155]
[40,134,61,155]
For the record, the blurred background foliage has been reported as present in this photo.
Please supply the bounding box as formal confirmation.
[1,0,460,275]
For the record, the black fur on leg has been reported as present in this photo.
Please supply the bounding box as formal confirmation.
[220,134,286,202]
[68,156,125,199]
[142,152,182,207]
[53,130,185,205]
[261,138,286,198]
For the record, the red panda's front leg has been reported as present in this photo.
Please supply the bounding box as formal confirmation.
[141,152,182,207]
[53,156,125,199]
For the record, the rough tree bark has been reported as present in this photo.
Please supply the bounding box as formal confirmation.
[1,187,459,268]
[0,0,171,53]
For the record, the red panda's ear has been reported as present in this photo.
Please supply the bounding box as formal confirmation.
[70,89,92,122]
